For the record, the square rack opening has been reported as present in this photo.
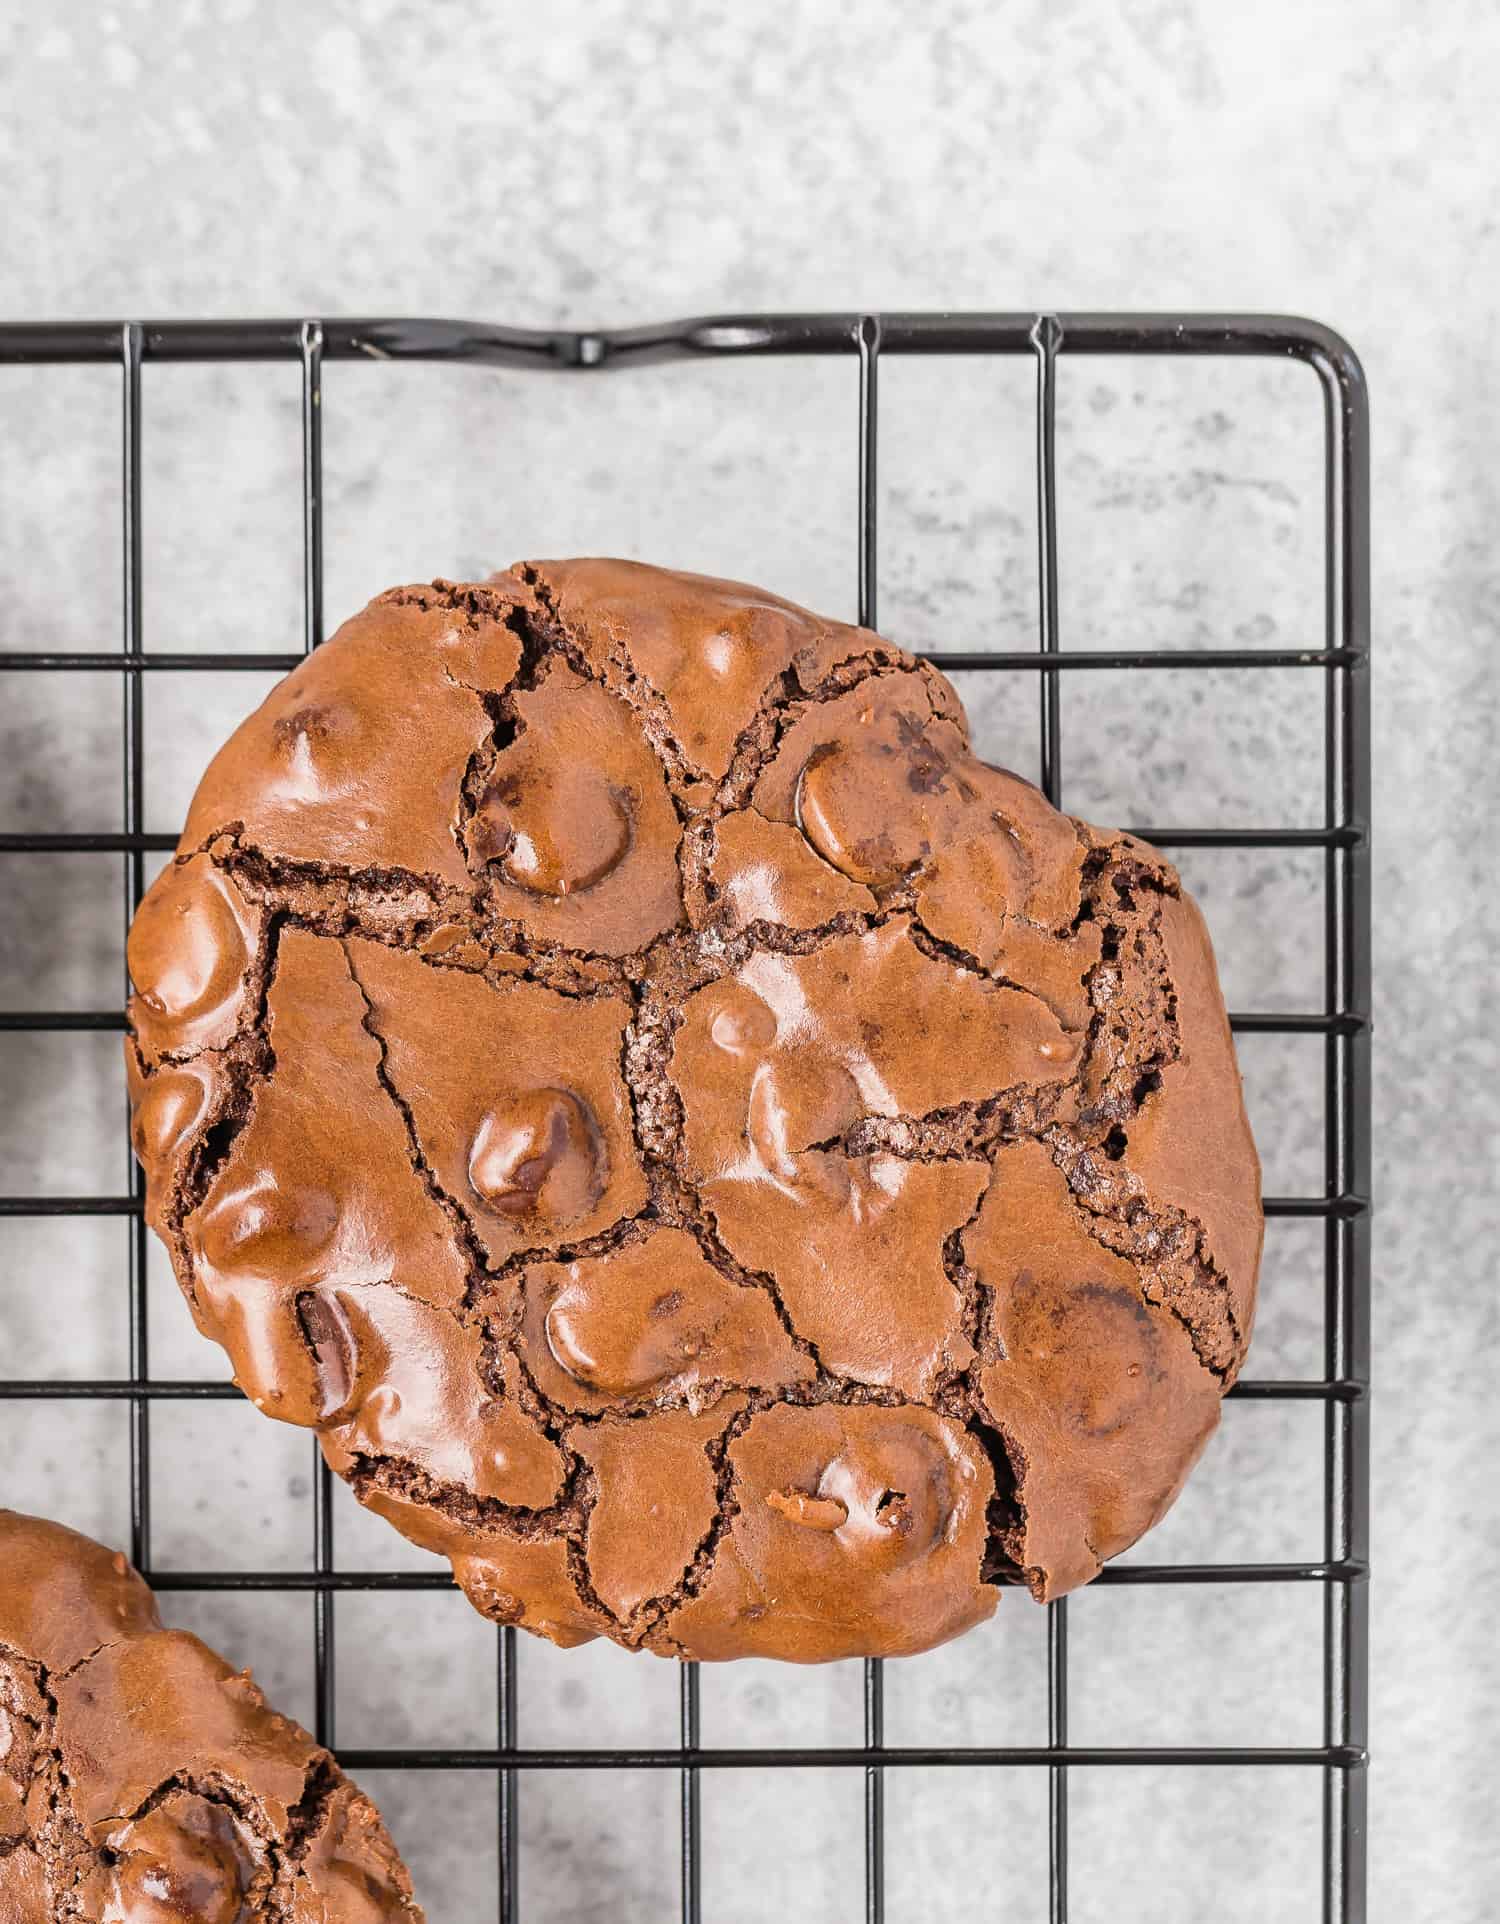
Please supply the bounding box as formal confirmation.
[0,311,1371,1924]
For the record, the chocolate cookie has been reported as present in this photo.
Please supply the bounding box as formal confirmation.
[125,560,1260,1663]
[0,1509,422,1920]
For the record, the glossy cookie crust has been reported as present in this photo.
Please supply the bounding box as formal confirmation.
[125,560,1261,1664]
[0,1510,422,1922]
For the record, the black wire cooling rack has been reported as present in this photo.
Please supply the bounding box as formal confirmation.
[0,311,1371,1924]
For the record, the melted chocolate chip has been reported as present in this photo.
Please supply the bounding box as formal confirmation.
[468,1088,605,1224]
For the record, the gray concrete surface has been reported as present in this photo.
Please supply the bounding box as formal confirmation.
[0,1,1494,1916]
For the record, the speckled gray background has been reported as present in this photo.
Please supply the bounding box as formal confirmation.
[0,1,1494,1918]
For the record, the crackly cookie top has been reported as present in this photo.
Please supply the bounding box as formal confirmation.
[125,558,1261,1664]
[0,1510,422,1921]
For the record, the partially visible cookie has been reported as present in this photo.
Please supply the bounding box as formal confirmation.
[0,1509,423,1922]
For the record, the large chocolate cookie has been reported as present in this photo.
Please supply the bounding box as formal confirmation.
[0,1510,422,1920]
[125,560,1260,1662]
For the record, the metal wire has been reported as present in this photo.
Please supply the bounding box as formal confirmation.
[1031,303,1069,1924]
[857,309,885,1924]
[0,311,1372,1923]
[120,321,150,1577]
[296,317,339,1762]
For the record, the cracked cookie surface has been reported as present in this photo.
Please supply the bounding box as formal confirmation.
[0,1510,422,1921]
[125,558,1261,1663]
